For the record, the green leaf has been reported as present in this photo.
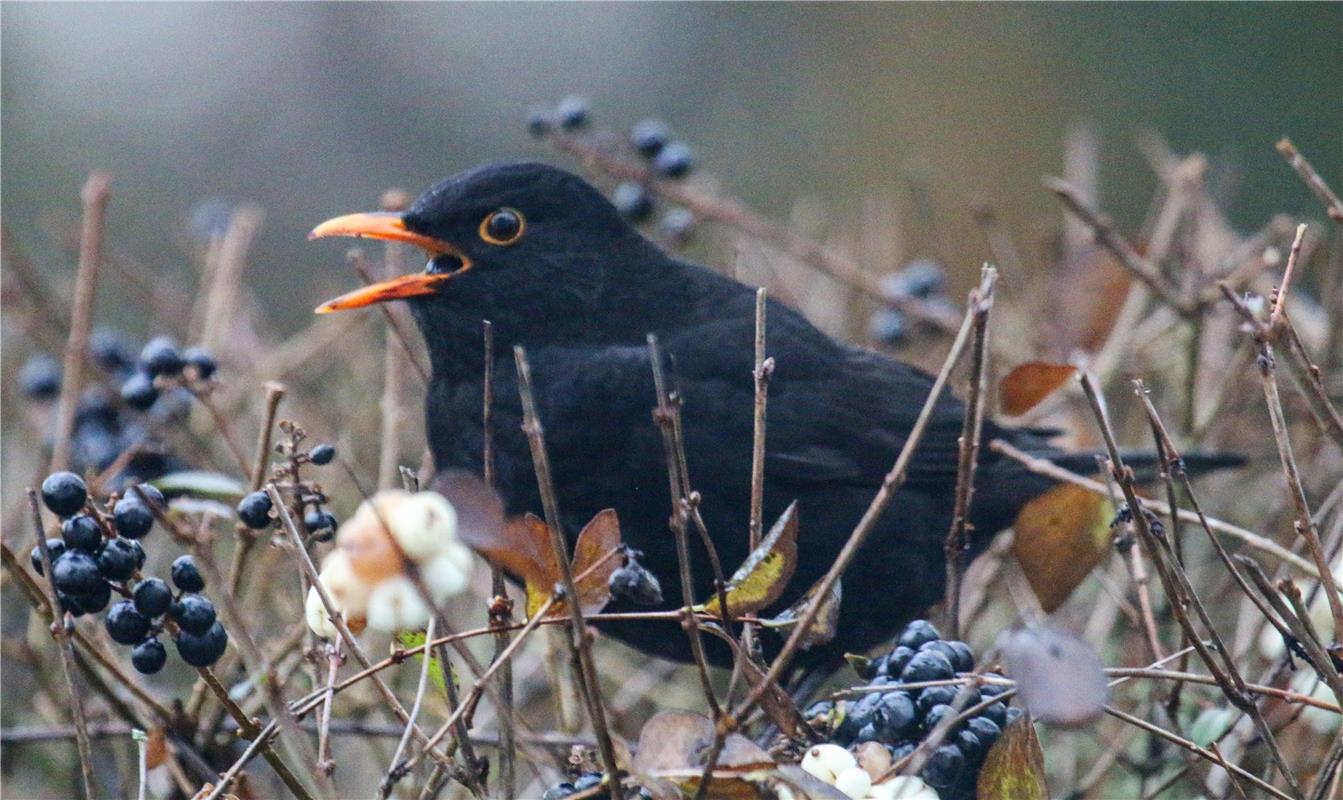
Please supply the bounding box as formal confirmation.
[977,712,1048,800]
[761,577,840,650]
[703,501,798,617]
[152,471,247,501]
[394,630,452,700]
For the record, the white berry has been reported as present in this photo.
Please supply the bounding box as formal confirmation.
[423,549,471,603]
[866,776,941,799]
[366,575,431,632]
[834,766,872,800]
[385,490,459,563]
[801,743,856,784]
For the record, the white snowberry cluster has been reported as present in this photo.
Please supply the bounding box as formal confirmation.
[305,490,474,637]
[796,744,941,800]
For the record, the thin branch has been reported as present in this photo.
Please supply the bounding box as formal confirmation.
[1276,137,1343,223]
[381,617,437,799]
[349,248,431,383]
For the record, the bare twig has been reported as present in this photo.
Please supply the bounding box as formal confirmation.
[49,172,110,474]
[1276,137,1343,223]
[381,617,437,799]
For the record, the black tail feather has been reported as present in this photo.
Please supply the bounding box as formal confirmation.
[1044,449,1247,480]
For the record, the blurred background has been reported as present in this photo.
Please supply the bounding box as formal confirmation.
[3,2,1340,330]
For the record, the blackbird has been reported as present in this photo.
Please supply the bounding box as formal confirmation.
[306,162,1173,669]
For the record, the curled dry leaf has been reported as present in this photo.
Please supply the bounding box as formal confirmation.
[1012,483,1113,612]
[763,576,841,650]
[976,711,1048,800]
[511,510,622,619]
[999,362,1078,417]
[997,627,1107,727]
[633,710,777,799]
[703,501,798,617]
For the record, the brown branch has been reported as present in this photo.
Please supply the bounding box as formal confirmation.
[49,172,110,474]
[944,264,995,638]
[380,618,437,799]
[1276,137,1343,223]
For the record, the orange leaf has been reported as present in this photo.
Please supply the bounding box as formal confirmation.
[519,511,623,619]
[1012,483,1114,612]
[1000,362,1077,416]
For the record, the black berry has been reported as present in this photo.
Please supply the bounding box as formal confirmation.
[90,328,136,374]
[304,510,337,537]
[308,443,336,465]
[916,685,958,715]
[52,550,102,596]
[898,619,942,650]
[921,744,964,788]
[19,356,61,400]
[130,539,147,569]
[881,645,916,678]
[139,336,184,377]
[613,182,654,223]
[31,538,66,575]
[171,555,205,592]
[183,347,217,380]
[171,594,217,635]
[902,650,955,683]
[174,621,228,667]
[652,141,694,178]
[97,538,141,581]
[980,674,1010,698]
[980,701,1008,728]
[41,472,88,517]
[946,640,975,673]
[608,560,663,605]
[876,691,918,740]
[105,600,152,645]
[113,498,154,539]
[71,580,112,614]
[869,308,909,346]
[56,591,87,617]
[658,208,695,243]
[134,578,174,618]
[237,491,273,529]
[525,105,552,137]
[923,703,957,734]
[62,515,103,552]
[133,483,166,510]
[629,119,671,157]
[131,637,167,674]
[966,716,1001,749]
[556,95,590,130]
[120,371,158,410]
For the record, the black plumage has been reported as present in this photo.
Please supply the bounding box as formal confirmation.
[312,162,1064,669]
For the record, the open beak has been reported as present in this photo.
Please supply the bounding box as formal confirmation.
[308,212,469,313]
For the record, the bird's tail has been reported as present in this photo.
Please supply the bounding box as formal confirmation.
[1043,449,1247,481]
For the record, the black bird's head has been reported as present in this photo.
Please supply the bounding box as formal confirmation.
[310,162,661,369]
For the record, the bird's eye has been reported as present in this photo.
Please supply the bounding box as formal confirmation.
[479,208,525,245]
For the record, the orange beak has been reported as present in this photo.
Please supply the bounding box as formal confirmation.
[308,212,470,313]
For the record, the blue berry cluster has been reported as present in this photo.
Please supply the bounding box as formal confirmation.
[541,772,652,800]
[32,471,229,674]
[522,98,698,244]
[235,440,338,539]
[806,620,1018,799]
[868,260,953,348]
[18,330,217,489]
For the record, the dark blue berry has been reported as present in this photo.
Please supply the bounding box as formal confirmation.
[171,555,205,592]
[573,773,603,792]
[556,95,590,130]
[902,650,954,683]
[541,783,577,800]
[869,308,909,346]
[113,498,154,539]
[105,600,152,645]
[183,347,217,380]
[133,483,166,510]
[980,673,1010,698]
[62,515,103,552]
[916,685,958,715]
[71,580,112,614]
[52,550,102,595]
[525,105,552,137]
[31,539,66,575]
[1005,707,1023,726]
[613,182,654,223]
[120,371,158,410]
[898,619,941,650]
[308,443,335,465]
[836,692,881,744]
[855,722,879,743]
[804,700,834,721]
[919,640,963,670]
[97,538,141,581]
[955,729,983,762]
[888,741,917,762]
[56,591,87,617]
[131,637,167,674]
[658,208,695,243]
[876,691,918,740]
[921,744,965,788]
[980,701,1008,728]
[139,336,184,377]
[882,259,947,301]
[174,620,228,667]
[304,509,337,535]
[236,491,272,529]
[629,119,671,157]
[922,703,957,733]
[946,640,976,673]
[881,645,915,678]
[652,142,694,178]
[130,539,147,569]
[134,578,173,618]
[90,328,136,373]
[966,716,1001,749]
[19,356,61,400]
[41,472,88,518]
[171,594,217,635]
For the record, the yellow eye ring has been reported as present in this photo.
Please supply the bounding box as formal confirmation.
[479,208,525,245]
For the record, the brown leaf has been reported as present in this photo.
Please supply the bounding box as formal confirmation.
[144,725,167,770]
[516,510,623,619]
[998,627,1107,727]
[633,711,775,799]
[762,576,841,650]
[567,509,622,616]
[734,652,807,739]
[977,711,1048,800]
[1050,247,1132,355]
[704,502,798,617]
[1012,483,1113,612]
[1000,362,1078,417]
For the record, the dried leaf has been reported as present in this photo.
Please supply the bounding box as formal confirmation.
[633,711,775,799]
[1050,247,1132,355]
[517,510,623,619]
[144,725,167,770]
[734,652,807,739]
[976,711,1048,800]
[432,470,505,546]
[762,577,841,650]
[1000,362,1078,416]
[997,627,1107,727]
[704,502,798,617]
[1012,483,1113,612]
